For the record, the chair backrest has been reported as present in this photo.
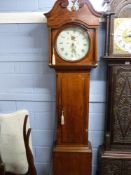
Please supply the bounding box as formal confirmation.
[0,110,37,175]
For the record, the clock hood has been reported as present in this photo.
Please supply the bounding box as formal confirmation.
[44,0,101,29]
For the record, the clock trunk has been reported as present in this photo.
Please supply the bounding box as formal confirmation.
[56,71,89,145]
[53,71,92,175]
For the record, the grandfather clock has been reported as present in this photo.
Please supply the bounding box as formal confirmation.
[99,0,131,174]
[45,0,101,174]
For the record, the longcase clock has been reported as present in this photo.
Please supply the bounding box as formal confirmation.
[45,0,101,174]
[98,0,131,174]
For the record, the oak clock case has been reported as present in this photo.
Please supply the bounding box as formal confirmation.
[98,0,131,174]
[45,0,101,175]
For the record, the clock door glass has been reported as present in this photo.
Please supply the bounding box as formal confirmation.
[56,26,89,61]
[113,18,131,54]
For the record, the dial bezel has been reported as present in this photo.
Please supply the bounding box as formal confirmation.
[55,24,90,62]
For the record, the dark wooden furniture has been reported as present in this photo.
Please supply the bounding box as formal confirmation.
[45,0,101,175]
[0,115,37,175]
[98,0,131,174]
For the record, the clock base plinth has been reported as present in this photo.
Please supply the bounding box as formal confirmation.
[98,146,131,175]
[53,144,92,175]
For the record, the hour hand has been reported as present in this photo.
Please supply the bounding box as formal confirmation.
[71,43,76,48]
[71,48,77,55]
[124,34,131,38]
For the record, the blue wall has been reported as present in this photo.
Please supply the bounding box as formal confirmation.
[0,1,106,175]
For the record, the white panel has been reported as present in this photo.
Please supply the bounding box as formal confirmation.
[0,12,47,23]
[0,12,104,23]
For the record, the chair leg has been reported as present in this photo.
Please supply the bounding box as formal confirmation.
[23,115,37,175]
[0,162,5,175]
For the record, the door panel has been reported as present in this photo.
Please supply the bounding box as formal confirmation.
[57,72,89,144]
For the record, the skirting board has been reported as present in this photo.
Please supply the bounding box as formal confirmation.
[0,12,104,23]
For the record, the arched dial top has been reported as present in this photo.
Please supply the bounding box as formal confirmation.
[55,26,90,61]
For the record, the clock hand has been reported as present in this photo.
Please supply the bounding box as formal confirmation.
[71,48,77,55]
[124,34,131,38]
[71,43,77,53]
[71,35,76,41]
[71,42,77,49]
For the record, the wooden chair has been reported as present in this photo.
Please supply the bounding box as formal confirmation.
[0,111,37,175]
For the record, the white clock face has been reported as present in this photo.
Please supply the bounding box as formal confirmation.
[56,26,90,61]
[114,18,131,54]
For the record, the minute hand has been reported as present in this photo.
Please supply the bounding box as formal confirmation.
[124,34,131,38]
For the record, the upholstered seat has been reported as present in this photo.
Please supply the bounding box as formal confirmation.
[0,110,37,175]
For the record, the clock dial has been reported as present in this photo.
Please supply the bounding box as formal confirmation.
[56,26,90,61]
[113,18,131,54]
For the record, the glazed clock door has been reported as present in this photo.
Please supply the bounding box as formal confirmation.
[57,72,89,145]
[55,26,90,61]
